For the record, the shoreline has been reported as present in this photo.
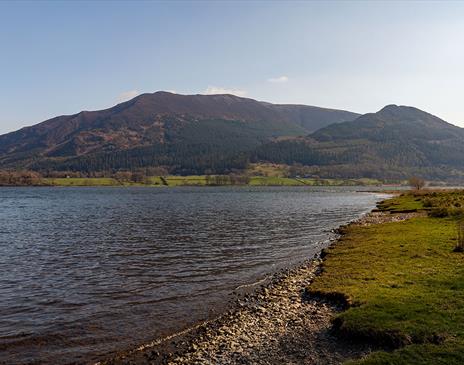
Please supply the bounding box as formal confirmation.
[0,184,405,189]
[0,176,405,189]
[99,203,406,365]
[100,259,360,365]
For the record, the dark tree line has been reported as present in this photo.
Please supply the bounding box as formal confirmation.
[205,174,250,185]
[0,170,43,186]
[32,143,250,175]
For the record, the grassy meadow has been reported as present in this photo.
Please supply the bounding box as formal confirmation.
[20,163,395,187]
[41,174,387,188]
[310,191,464,364]
[42,176,206,187]
[42,177,121,186]
[42,176,386,187]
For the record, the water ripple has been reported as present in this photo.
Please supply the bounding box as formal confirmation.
[0,186,389,364]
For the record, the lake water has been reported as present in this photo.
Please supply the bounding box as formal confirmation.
[0,186,389,364]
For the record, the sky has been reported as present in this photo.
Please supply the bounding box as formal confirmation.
[1,0,464,134]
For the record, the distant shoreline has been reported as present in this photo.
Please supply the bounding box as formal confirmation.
[0,175,406,188]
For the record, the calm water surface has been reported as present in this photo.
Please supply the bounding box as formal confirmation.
[0,186,389,364]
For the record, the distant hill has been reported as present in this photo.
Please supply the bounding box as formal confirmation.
[0,92,358,173]
[252,105,464,180]
[3,95,464,180]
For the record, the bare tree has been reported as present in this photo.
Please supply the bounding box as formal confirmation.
[408,176,425,190]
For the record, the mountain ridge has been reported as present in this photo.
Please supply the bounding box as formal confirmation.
[0,91,359,171]
[253,105,464,180]
[2,93,464,180]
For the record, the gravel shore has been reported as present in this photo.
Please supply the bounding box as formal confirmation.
[102,210,417,365]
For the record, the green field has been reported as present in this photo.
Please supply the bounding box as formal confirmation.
[41,175,387,187]
[248,176,304,186]
[42,177,123,186]
[163,175,207,186]
[310,191,464,364]
[44,176,210,187]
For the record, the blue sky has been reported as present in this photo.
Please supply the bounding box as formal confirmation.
[1,0,464,134]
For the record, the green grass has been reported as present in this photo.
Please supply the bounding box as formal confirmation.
[376,193,425,212]
[164,175,208,186]
[43,177,166,187]
[248,176,387,186]
[40,175,393,187]
[246,163,290,177]
[310,191,464,364]
[377,190,464,216]
[248,176,305,186]
[42,177,122,186]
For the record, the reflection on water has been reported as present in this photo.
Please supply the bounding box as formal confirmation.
[0,186,388,364]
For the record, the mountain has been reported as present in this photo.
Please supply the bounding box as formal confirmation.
[4,95,463,180]
[312,104,464,143]
[0,92,359,173]
[252,105,464,180]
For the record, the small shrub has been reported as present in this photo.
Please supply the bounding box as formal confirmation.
[455,219,464,253]
[423,198,433,208]
[429,207,450,218]
[449,207,464,217]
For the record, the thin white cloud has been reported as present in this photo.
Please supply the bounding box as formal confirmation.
[204,86,247,97]
[268,75,289,83]
[117,90,140,103]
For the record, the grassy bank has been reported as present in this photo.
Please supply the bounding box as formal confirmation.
[309,191,464,364]
[42,177,122,186]
[39,176,389,187]
[42,176,204,187]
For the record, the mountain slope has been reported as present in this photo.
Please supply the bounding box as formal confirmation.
[252,105,464,180]
[0,92,358,172]
[313,104,464,143]
[260,102,360,133]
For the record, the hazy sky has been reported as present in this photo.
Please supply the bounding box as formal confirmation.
[1,0,464,134]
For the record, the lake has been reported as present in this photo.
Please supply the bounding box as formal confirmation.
[0,186,389,364]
